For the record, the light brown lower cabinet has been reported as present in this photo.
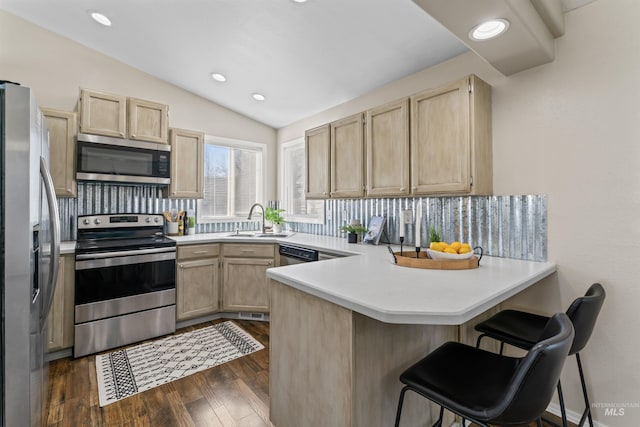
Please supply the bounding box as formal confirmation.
[222,244,275,312]
[176,244,220,321]
[47,255,74,352]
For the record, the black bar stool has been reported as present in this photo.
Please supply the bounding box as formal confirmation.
[394,313,574,427]
[475,283,605,427]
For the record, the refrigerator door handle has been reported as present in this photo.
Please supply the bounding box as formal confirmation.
[40,156,60,321]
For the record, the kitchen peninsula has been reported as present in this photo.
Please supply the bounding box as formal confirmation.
[265,238,555,427]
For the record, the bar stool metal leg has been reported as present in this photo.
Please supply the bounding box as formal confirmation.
[576,353,594,427]
[394,386,408,427]
[557,381,569,427]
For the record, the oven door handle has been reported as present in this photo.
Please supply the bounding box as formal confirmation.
[76,246,176,260]
[75,251,176,270]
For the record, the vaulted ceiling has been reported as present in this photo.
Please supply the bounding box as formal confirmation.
[0,0,596,128]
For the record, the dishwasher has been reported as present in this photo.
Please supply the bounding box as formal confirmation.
[279,244,343,265]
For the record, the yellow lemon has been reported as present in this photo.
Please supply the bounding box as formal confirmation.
[458,246,472,254]
[429,242,441,251]
[460,243,471,251]
[450,241,462,252]
[443,247,458,254]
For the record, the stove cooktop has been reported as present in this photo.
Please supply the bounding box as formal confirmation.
[75,236,176,254]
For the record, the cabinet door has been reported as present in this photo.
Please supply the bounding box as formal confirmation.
[79,88,127,138]
[410,77,471,195]
[47,255,74,352]
[305,124,330,199]
[128,97,169,143]
[365,99,409,197]
[331,113,364,198]
[222,257,273,312]
[176,257,220,321]
[169,128,204,199]
[42,109,77,197]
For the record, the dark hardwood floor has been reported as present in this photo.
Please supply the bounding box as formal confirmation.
[45,319,574,427]
[45,319,272,427]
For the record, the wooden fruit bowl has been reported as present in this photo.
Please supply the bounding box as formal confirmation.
[388,247,483,270]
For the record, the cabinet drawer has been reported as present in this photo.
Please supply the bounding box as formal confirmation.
[177,243,220,260]
[223,244,274,258]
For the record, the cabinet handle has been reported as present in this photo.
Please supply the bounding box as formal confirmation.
[412,186,417,191]
[400,187,405,191]
[241,249,255,253]
[179,263,184,269]
[267,261,273,266]
[193,250,209,254]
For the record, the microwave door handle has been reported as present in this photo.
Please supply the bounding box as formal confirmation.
[40,156,61,325]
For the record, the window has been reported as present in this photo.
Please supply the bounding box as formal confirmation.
[280,139,324,224]
[198,136,266,222]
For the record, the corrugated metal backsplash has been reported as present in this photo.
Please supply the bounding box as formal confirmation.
[58,183,546,261]
[288,195,547,261]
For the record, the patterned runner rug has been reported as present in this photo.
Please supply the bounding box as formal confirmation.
[95,321,264,407]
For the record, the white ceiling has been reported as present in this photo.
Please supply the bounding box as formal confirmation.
[0,0,596,129]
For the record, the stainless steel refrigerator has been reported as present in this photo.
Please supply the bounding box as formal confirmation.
[0,82,60,426]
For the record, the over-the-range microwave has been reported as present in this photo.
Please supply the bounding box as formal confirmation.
[76,133,171,185]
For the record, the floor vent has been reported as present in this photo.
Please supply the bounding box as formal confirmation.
[238,312,265,321]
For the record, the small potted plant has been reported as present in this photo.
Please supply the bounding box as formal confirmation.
[265,207,286,233]
[340,222,367,243]
[187,216,196,235]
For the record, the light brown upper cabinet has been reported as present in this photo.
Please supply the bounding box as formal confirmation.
[80,88,169,144]
[305,124,330,199]
[79,89,127,138]
[330,113,364,198]
[410,75,492,195]
[169,128,204,199]
[365,98,410,197]
[42,108,77,197]
[127,97,169,143]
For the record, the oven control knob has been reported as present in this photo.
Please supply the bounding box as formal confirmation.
[154,217,160,223]
[83,218,90,225]
[94,218,101,225]
[145,217,152,223]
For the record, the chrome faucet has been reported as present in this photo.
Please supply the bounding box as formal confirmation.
[247,203,266,234]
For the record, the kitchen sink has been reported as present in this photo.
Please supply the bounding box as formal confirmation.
[225,232,293,238]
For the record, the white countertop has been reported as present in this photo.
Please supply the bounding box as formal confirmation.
[61,241,76,254]
[173,232,556,326]
[63,232,556,325]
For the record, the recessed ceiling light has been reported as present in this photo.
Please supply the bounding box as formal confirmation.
[291,0,308,3]
[252,93,266,101]
[469,19,510,41]
[89,11,112,27]
[211,73,227,82]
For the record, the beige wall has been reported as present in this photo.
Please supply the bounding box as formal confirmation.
[278,0,639,425]
[0,11,278,199]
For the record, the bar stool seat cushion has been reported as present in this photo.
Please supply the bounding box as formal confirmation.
[476,309,550,350]
[400,342,521,420]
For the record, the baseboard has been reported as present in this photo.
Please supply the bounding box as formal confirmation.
[45,348,73,362]
[546,402,610,427]
[176,311,270,330]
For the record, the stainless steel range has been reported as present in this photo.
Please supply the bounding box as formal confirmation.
[74,214,176,357]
